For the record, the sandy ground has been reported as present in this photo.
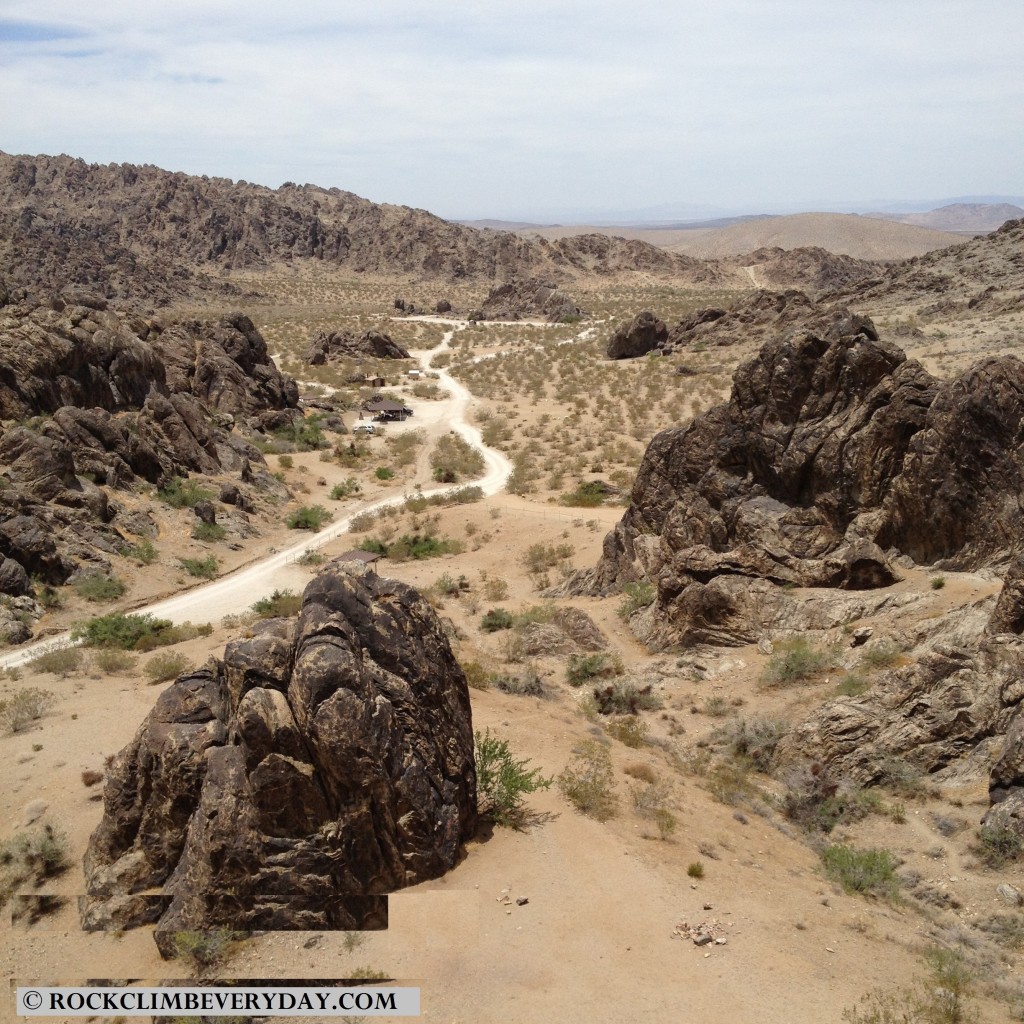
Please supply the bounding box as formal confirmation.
[2,318,1022,1024]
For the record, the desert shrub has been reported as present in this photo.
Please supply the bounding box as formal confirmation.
[191,522,227,542]
[374,466,394,480]
[929,576,946,590]
[559,480,609,508]
[565,652,620,686]
[833,672,871,697]
[821,844,899,898]
[482,577,509,601]
[434,572,461,596]
[495,665,546,698]
[329,478,361,500]
[760,636,836,686]
[171,929,241,976]
[859,640,903,671]
[558,740,618,821]
[654,808,677,841]
[975,912,1024,950]
[0,824,70,909]
[296,549,326,566]
[81,769,103,787]
[705,761,760,806]
[145,651,192,684]
[35,584,63,610]
[430,433,485,482]
[385,430,424,467]
[479,606,512,630]
[122,538,158,565]
[716,715,788,772]
[475,729,552,827]
[0,688,57,734]
[277,454,294,470]
[623,762,657,784]
[251,589,302,618]
[460,660,491,691]
[179,556,218,580]
[782,763,882,833]
[72,612,190,650]
[74,573,127,603]
[93,649,137,674]
[29,646,84,676]
[592,680,661,715]
[687,861,705,879]
[361,534,462,561]
[617,580,655,619]
[606,715,648,748]
[348,511,377,532]
[158,477,214,509]
[874,756,931,799]
[520,542,574,575]
[971,823,1023,868]
[272,417,327,451]
[287,505,333,531]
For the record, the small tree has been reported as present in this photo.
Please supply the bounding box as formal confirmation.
[475,729,551,828]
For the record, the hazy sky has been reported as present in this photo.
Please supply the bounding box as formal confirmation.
[2,0,1022,220]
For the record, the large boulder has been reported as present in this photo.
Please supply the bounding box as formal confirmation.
[606,311,668,359]
[81,563,477,952]
[571,317,1024,648]
[478,279,583,323]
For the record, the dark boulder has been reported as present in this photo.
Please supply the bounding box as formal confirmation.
[0,556,30,597]
[306,329,410,364]
[81,564,477,951]
[606,311,668,359]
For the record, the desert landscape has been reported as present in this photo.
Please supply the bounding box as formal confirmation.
[1,145,1023,1024]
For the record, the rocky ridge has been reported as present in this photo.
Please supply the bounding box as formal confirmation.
[80,562,477,952]
[306,328,410,364]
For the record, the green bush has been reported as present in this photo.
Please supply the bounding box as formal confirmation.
[374,466,394,480]
[430,433,485,483]
[481,608,514,632]
[821,844,900,898]
[760,636,836,686]
[191,522,227,542]
[171,929,241,977]
[558,740,618,821]
[72,613,174,650]
[716,715,788,772]
[606,715,648,748]
[251,589,303,618]
[158,477,214,509]
[287,505,333,531]
[687,861,705,879]
[145,651,192,684]
[560,480,608,507]
[73,573,127,603]
[179,556,218,580]
[122,538,158,565]
[929,576,946,590]
[460,660,491,691]
[617,581,655,619]
[329,478,361,500]
[475,729,552,827]
[277,454,294,470]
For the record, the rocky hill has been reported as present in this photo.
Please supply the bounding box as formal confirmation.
[0,152,737,306]
[0,283,300,597]
[835,217,1024,317]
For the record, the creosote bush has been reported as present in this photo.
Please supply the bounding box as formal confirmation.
[179,555,218,580]
[0,824,70,909]
[287,504,333,531]
[191,522,227,542]
[821,844,900,899]
[145,651,193,684]
[158,477,214,509]
[72,613,210,651]
[0,688,57,734]
[760,636,836,686]
[475,729,552,827]
[28,646,84,677]
[73,573,127,603]
[592,680,661,715]
[251,589,303,618]
[170,929,242,977]
[558,740,618,821]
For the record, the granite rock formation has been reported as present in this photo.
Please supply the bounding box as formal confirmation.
[571,316,1024,648]
[477,279,583,323]
[306,328,410,364]
[606,311,668,359]
[80,563,477,952]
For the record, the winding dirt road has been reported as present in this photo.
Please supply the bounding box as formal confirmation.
[0,323,514,669]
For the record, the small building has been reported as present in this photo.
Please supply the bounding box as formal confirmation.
[368,375,386,388]
[336,549,383,571]
[407,369,424,379]
[365,398,412,421]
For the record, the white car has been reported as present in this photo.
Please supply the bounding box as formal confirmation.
[353,423,376,435]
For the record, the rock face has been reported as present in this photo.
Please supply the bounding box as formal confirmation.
[477,279,583,323]
[306,329,410,364]
[80,563,477,952]
[0,295,300,594]
[606,311,668,359]
[574,319,1024,648]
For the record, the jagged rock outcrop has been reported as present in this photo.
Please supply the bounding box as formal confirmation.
[80,563,477,951]
[570,319,1024,648]
[984,708,1024,839]
[743,247,877,294]
[306,328,410,364]
[606,311,668,359]
[478,279,583,323]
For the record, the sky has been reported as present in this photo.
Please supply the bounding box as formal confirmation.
[1,0,1022,222]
